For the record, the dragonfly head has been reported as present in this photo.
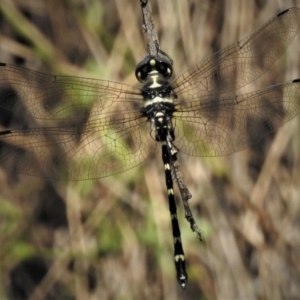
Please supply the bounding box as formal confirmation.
[135,55,173,83]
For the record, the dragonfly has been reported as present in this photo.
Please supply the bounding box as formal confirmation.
[0,5,300,289]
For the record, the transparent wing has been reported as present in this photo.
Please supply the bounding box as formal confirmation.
[173,79,300,156]
[172,7,300,97]
[0,63,155,180]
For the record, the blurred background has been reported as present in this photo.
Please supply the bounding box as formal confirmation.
[1,0,300,299]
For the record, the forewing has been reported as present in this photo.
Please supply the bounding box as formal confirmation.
[172,7,300,98]
[0,63,155,180]
[173,79,300,156]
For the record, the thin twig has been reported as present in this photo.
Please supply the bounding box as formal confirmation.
[140,0,159,56]
[167,134,203,241]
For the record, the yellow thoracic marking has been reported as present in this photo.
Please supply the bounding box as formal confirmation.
[151,75,161,88]
[168,188,173,195]
[150,59,156,66]
[144,96,173,107]
[174,254,185,262]
[164,163,170,170]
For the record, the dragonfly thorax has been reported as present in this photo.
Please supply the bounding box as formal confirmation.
[137,55,176,141]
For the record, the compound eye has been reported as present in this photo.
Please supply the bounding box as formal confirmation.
[158,63,172,79]
[135,63,150,82]
[135,55,173,82]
